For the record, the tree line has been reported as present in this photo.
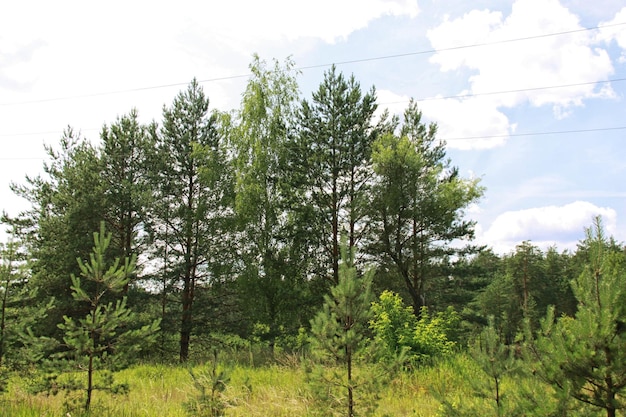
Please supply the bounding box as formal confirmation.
[2,54,626,416]
[0,55,481,362]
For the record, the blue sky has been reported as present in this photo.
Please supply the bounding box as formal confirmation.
[1,0,625,253]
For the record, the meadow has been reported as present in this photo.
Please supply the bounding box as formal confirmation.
[2,357,466,417]
[1,351,561,417]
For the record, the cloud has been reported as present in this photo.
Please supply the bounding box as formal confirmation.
[376,89,514,149]
[199,0,421,45]
[419,96,514,150]
[0,38,46,91]
[597,7,626,62]
[423,0,615,149]
[479,201,617,253]
[375,88,411,118]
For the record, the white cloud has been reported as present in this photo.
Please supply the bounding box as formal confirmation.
[0,0,421,111]
[424,0,615,149]
[376,88,411,119]
[202,0,421,44]
[419,96,514,150]
[376,89,514,149]
[597,7,626,62]
[8,1,420,48]
[479,201,617,253]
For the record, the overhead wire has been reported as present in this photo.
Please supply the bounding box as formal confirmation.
[2,74,625,140]
[0,20,625,153]
[0,21,624,107]
[1,125,624,161]
[440,126,626,142]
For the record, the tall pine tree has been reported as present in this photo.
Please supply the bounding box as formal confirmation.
[292,66,378,284]
[152,79,232,362]
[8,130,107,340]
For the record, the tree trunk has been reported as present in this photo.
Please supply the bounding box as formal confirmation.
[332,178,339,285]
[86,350,93,411]
[179,276,193,362]
[347,346,354,417]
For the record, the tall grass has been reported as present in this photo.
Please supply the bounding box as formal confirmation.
[2,352,560,416]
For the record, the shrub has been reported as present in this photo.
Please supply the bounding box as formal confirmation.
[370,291,458,364]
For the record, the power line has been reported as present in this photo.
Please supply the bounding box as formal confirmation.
[1,126,624,161]
[2,75,625,139]
[440,126,626,141]
[1,21,623,107]
[385,77,626,105]
[298,22,626,70]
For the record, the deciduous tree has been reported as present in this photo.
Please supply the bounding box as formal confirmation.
[230,55,310,340]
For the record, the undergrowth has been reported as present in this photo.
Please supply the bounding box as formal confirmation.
[1,352,558,416]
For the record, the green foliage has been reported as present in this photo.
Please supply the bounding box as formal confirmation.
[370,290,416,358]
[228,55,312,344]
[370,291,458,365]
[0,229,55,377]
[52,222,160,412]
[292,65,378,284]
[431,348,561,417]
[369,101,483,315]
[464,321,520,415]
[309,247,374,365]
[185,352,231,417]
[99,108,156,270]
[9,130,108,342]
[153,78,235,362]
[414,306,459,359]
[5,57,618,416]
[308,243,379,416]
[529,217,626,417]
[471,242,577,343]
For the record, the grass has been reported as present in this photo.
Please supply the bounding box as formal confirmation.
[1,353,562,417]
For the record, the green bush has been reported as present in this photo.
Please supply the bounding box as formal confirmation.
[370,291,458,364]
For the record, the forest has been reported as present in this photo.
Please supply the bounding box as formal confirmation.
[1,55,626,417]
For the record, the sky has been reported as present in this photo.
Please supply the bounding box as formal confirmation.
[1,0,625,254]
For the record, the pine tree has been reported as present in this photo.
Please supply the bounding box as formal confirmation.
[0,233,53,390]
[369,101,483,316]
[530,217,626,417]
[309,241,375,417]
[56,222,159,412]
[153,79,233,362]
[9,129,107,341]
[100,109,156,269]
[292,66,378,284]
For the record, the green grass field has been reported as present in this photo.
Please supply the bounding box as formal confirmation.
[1,353,562,417]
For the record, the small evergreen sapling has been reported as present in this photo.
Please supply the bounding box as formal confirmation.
[529,217,626,417]
[185,350,231,417]
[308,242,376,417]
[55,222,160,412]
